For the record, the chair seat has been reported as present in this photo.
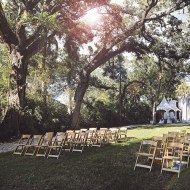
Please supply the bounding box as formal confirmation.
[163,156,180,160]
[137,153,154,157]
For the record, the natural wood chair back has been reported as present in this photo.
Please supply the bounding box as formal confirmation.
[65,130,76,151]
[24,135,43,156]
[89,129,107,147]
[161,142,186,178]
[107,128,119,143]
[152,136,166,161]
[134,140,157,172]
[89,128,97,132]
[35,132,54,157]
[118,127,127,142]
[72,132,88,153]
[165,133,177,143]
[47,132,67,159]
[179,139,190,167]
[13,134,31,156]
[176,130,186,138]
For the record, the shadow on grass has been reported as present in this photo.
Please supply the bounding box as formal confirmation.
[1,140,189,190]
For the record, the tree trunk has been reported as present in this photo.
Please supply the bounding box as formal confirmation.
[66,86,74,114]
[41,44,47,115]
[152,70,163,125]
[0,45,27,140]
[71,70,90,129]
[152,102,157,125]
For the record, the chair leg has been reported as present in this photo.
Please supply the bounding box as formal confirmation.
[150,158,154,172]
[161,158,165,174]
[134,155,139,171]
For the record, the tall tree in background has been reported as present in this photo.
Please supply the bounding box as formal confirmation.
[0,0,109,138]
[70,0,190,128]
[0,43,9,122]
[0,0,62,138]
[0,0,190,137]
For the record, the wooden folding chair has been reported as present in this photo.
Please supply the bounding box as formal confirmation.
[80,128,88,132]
[35,132,54,157]
[107,128,119,143]
[47,132,67,159]
[176,130,186,139]
[151,136,166,162]
[89,128,97,132]
[72,131,88,153]
[180,139,190,167]
[165,133,177,144]
[90,128,107,147]
[13,134,31,156]
[24,135,43,156]
[161,142,187,178]
[65,130,76,151]
[86,129,96,147]
[185,133,190,140]
[134,140,157,172]
[100,128,108,130]
[118,127,127,142]
[100,128,109,142]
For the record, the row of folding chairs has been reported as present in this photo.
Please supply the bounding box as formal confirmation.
[13,127,127,159]
[83,127,128,145]
[134,130,190,178]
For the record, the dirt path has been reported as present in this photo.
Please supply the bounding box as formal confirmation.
[0,141,17,153]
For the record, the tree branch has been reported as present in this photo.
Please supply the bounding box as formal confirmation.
[0,3,18,45]
[24,32,56,58]
[144,1,190,23]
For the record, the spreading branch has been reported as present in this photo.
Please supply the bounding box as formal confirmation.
[0,2,18,45]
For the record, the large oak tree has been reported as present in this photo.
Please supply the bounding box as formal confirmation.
[0,0,107,138]
[1,0,190,138]
[70,0,190,128]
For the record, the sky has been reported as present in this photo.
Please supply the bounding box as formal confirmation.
[172,7,189,22]
[110,0,124,6]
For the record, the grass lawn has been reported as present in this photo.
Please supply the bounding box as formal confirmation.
[1,125,190,190]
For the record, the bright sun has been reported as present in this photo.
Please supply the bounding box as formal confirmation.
[81,0,124,25]
[81,8,101,25]
[110,0,124,6]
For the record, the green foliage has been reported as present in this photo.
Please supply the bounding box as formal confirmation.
[127,54,180,105]
[103,56,127,82]
[124,102,152,124]
[80,77,152,127]
[32,11,59,31]
[20,97,70,134]
[4,1,60,32]
[0,43,9,122]
[81,100,119,128]
[176,80,190,98]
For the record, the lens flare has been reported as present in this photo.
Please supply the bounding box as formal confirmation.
[81,8,101,26]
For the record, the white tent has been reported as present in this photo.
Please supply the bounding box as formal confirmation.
[156,97,172,112]
[157,97,180,123]
[168,99,180,112]
[169,99,181,122]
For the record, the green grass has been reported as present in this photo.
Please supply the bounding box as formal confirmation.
[1,125,190,190]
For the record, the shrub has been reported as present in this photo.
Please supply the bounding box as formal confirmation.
[20,97,70,134]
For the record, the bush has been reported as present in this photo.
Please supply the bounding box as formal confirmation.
[20,97,70,134]
[80,100,120,128]
[80,100,152,128]
[124,102,152,124]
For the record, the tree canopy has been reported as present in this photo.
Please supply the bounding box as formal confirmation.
[0,0,190,139]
